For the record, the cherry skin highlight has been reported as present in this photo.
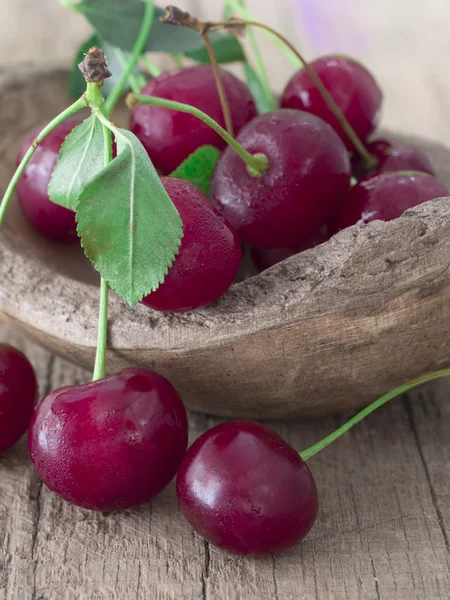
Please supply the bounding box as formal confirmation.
[280,55,382,151]
[130,65,257,174]
[252,223,333,271]
[16,119,82,242]
[336,171,449,230]
[0,345,37,453]
[29,368,188,511]
[142,177,242,313]
[177,420,318,555]
[353,139,435,179]
[210,109,351,248]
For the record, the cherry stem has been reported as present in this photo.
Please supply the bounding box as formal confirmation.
[127,92,269,176]
[300,369,450,461]
[93,276,109,381]
[241,21,377,169]
[227,0,275,113]
[104,0,154,114]
[114,47,146,90]
[0,96,86,228]
[141,54,162,78]
[225,0,301,68]
[201,33,235,137]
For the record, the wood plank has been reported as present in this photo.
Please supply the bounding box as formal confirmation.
[1,323,449,599]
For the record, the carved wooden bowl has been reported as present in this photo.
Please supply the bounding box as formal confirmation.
[2,67,450,419]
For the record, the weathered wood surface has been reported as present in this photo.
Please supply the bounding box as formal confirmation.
[1,321,449,599]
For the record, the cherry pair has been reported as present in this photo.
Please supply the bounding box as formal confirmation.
[1,341,317,556]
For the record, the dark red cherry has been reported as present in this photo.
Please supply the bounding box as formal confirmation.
[29,368,188,511]
[16,119,82,242]
[210,109,350,248]
[252,223,333,271]
[177,421,318,555]
[353,139,435,179]
[281,55,382,151]
[130,65,258,174]
[142,177,242,312]
[0,344,37,453]
[336,171,449,230]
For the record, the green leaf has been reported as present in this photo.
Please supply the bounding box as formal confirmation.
[243,61,274,115]
[48,115,108,211]
[68,34,140,99]
[77,127,183,306]
[74,1,244,62]
[170,146,221,197]
[184,35,245,64]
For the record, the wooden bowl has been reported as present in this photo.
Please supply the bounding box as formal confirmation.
[2,66,450,419]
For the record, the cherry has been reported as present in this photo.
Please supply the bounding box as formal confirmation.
[177,420,318,555]
[29,368,188,511]
[210,109,350,249]
[0,344,37,453]
[280,55,382,152]
[16,119,82,242]
[130,65,258,174]
[142,177,242,312]
[353,139,435,179]
[336,171,449,230]
[252,223,333,271]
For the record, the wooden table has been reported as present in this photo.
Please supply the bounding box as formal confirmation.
[1,321,449,599]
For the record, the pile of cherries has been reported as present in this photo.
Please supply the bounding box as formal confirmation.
[2,52,448,555]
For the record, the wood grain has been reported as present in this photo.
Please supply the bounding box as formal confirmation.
[1,321,449,599]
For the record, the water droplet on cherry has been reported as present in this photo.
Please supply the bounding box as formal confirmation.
[130,65,257,174]
[177,420,318,555]
[142,177,242,312]
[16,119,82,242]
[29,368,188,511]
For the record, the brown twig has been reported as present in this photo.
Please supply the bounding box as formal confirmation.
[161,6,236,137]
[79,47,112,84]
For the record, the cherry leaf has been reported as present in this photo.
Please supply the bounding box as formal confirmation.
[49,115,108,211]
[184,35,245,64]
[73,1,244,62]
[170,146,221,196]
[76,128,183,306]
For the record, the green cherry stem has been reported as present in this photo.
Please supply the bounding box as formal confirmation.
[93,277,109,381]
[300,369,450,461]
[104,0,154,115]
[225,0,301,68]
[114,47,146,90]
[141,55,162,78]
[236,19,377,169]
[229,0,275,112]
[86,81,113,382]
[127,93,269,176]
[0,96,86,228]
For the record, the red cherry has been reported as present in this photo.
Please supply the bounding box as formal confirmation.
[16,119,82,242]
[177,421,318,555]
[0,344,37,453]
[251,224,333,271]
[29,368,188,511]
[130,66,257,174]
[280,55,382,151]
[210,110,350,248]
[142,177,242,312]
[353,139,435,179]
[336,171,449,230]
